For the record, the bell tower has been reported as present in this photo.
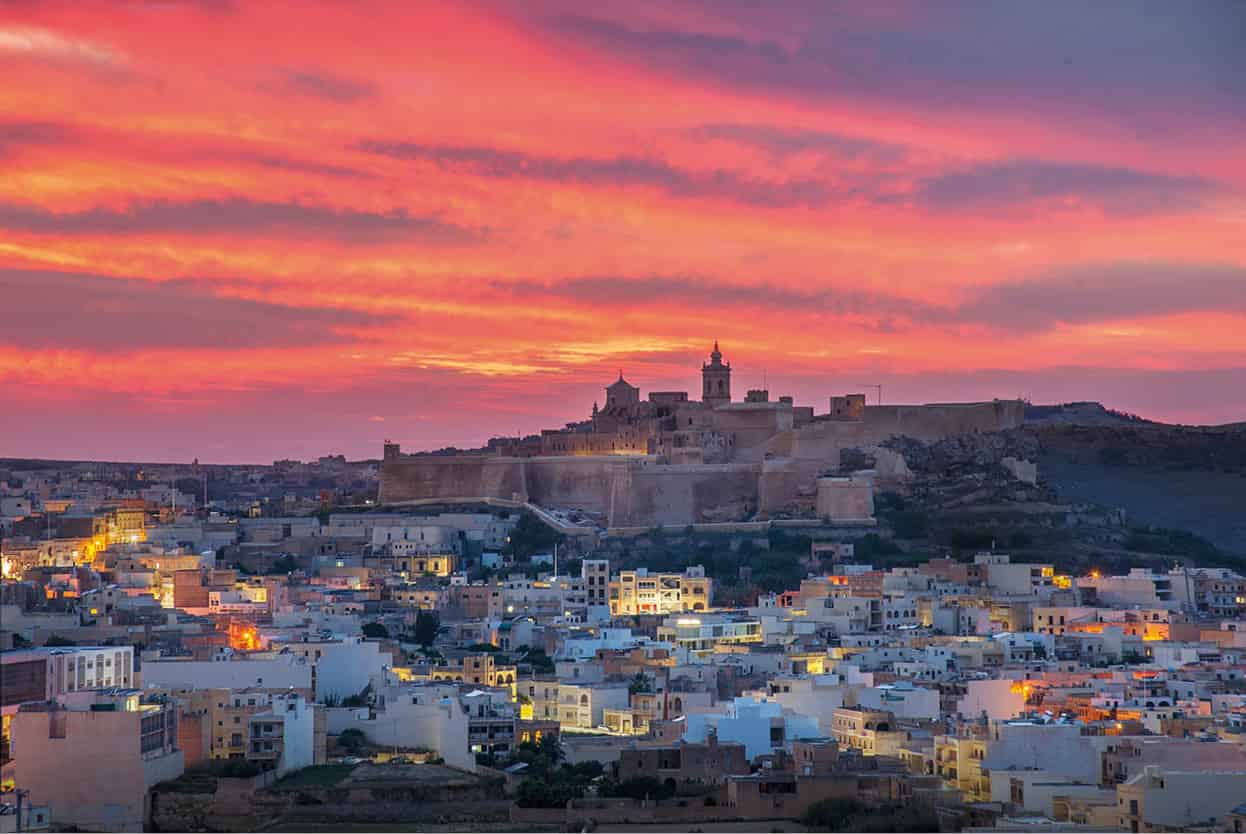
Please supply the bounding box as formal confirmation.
[701,340,731,408]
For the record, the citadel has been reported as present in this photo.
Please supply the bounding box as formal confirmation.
[380,343,1025,528]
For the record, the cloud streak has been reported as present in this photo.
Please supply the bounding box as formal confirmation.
[0,269,395,351]
[0,197,483,244]
[525,5,1246,132]
[912,160,1223,216]
[494,262,1246,333]
[0,120,75,158]
[356,140,833,208]
[0,25,128,70]
[960,263,1246,330]
[266,68,377,103]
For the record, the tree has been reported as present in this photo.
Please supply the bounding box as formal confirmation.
[521,647,555,674]
[802,798,938,833]
[503,510,564,559]
[412,610,440,646]
[44,634,77,647]
[341,684,371,708]
[802,797,865,831]
[512,752,600,808]
[628,671,654,695]
[337,728,366,754]
[361,621,389,640]
[602,776,675,801]
[267,554,298,574]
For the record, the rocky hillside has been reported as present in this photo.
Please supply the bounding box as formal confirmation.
[852,403,1246,572]
[1029,408,1246,554]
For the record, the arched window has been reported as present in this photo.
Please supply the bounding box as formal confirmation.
[580,694,589,706]
[718,380,725,393]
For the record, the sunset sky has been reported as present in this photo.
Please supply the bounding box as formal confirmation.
[3,1,1245,463]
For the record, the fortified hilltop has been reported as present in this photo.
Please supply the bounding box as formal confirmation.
[381,343,1024,529]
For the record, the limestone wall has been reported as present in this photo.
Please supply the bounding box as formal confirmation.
[860,400,1024,442]
[780,420,870,462]
[615,463,759,526]
[524,456,630,514]
[380,455,648,514]
[816,474,876,522]
[757,458,823,517]
[379,400,1022,525]
[378,455,528,504]
[761,400,1023,469]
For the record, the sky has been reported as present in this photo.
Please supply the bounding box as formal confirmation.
[2,0,1245,463]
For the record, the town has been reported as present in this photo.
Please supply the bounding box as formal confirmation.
[7,0,1243,830]
[4,373,1246,833]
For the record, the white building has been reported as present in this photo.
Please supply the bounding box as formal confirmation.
[977,553,1055,597]
[957,679,1026,721]
[1118,766,1246,831]
[682,697,821,761]
[141,653,313,692]
[557,682,628,730]
[330,681,473,771]
[1079,568,1177,609]
[247,693,324,775]
[268,635,390,701]
[856,681,941,720]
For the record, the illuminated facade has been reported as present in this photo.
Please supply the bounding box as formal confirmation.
[429,654,518,697]
[934,732,991,801]
[656,616,762,659]
[106,505,147,545]
[609,566,712,616]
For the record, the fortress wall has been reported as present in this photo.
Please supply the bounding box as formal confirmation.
[617,463,759,527]
[767,400,1025,467]
[380,454,652,511]
[757,458,823,518]
[379,400,1023,522]
[710,405,795,459]
[379,455,528,504]
[860,400,1024,443]
[522,457,635,514]
[816,475,875,521]
[781,420,870,464]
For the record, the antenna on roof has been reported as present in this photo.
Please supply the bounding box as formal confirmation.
[855,384,882,405]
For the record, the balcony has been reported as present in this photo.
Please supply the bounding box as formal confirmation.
[249,742,280,760]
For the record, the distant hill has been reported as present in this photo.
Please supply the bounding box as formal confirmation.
[1026,401,1245,432]
[1024,402,1246,554]
[1026,401,1157,427]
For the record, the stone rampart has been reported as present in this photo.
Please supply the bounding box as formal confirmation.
[379,401,1024,526]
[861,400,1024,442]
[616,462,759,526]
[378,454,528,504]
